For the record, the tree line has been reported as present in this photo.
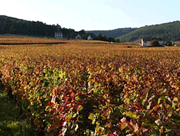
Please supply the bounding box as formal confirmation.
[0,15,57,37]
[0,15,117,42]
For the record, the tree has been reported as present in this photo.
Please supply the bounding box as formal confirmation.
[108,37,115,42]
[164,40,172,46]
[97,33,102,40]
[101,35,107,41]
[56,24,61,29]
[79,30,85,35]
[115,39,120,42]
[96,33,107,41]
[150,40,160,47]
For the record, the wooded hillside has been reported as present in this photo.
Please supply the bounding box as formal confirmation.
[0,15,58,37]
[0,15,96,39]
[88,28,136,38]
[116,21,180,42]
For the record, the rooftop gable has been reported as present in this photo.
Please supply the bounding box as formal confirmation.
[142,38,162,41]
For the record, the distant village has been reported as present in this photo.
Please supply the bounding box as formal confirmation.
[55,31,179,47]
[54,31,117,42]
[55,31,93,41]
[139,38,179,47]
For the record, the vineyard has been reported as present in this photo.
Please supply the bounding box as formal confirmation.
[0,37,180,136]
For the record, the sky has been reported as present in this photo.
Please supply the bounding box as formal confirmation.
[1,0,180,31]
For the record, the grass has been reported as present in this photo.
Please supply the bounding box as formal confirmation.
[0,84,31,136]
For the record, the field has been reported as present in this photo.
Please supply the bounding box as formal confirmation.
[0,36,180,136]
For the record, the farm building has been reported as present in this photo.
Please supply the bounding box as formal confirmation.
[75,34,82,39]
[54,32,63,39]
[140,38,164,46]
[87,35,93,40]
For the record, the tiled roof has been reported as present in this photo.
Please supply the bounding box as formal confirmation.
[142,38,162,41]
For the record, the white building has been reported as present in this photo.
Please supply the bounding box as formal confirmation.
[75,34,82,39]
[140,38,164,46]
[55,32,63,39]
[87,35,92,40]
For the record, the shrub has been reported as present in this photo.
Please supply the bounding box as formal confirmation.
[150,40,160,47]
[164,40,172,46]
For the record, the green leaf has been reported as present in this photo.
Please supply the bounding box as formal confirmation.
[158,97,162,104]
[125,111,138,119]
[85,129,90,135]
[92,119,96,124]
[88,113,96,124]
[94,82,99,87]
[75,96,81,102]
[88,113,95,121]
[45,98,50,102]
[142,99,146,106]
[158,96,166,104]
[67,112,73,120]
[43,69,47,73]
[160,126,165,134]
